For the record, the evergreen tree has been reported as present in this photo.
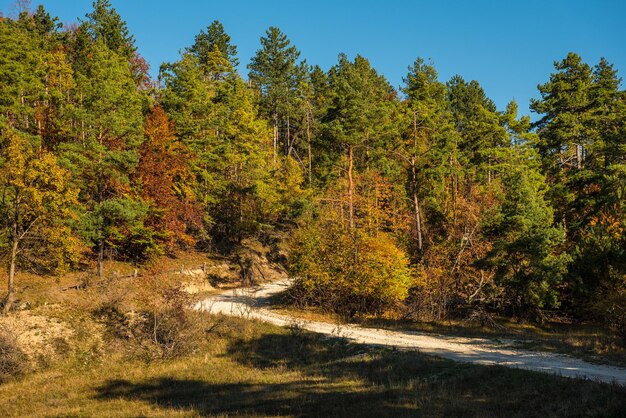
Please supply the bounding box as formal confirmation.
[532,54,626,317]
[30,4,62,36]
[402,58,458,254]
[480,160,569,317]
[531,53,593,173]
[161,39,304,249]
[588,58,626,169]
[248,26,305,161]
[322,54,399,232]
[80,0,136,60]
[79,1,149,88]
[60,40,144,276]
[300,65,330,185]
[569,58,626,311]
[190,20,239,75]
[447,75,507,182]
[0,17,45,133]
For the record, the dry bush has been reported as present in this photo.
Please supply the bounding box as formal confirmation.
[135,281,207,360]
[0,325,29,383]
[93,272,212,361]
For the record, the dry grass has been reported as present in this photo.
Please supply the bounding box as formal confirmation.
[0,316,624,417]
[0,260,625,417]
[0,325,29,383]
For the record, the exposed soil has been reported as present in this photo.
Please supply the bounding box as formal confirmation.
[0,311,74,363]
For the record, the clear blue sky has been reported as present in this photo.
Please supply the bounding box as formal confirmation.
[2,0,625,116]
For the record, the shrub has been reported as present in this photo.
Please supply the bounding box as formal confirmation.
[0,326,29,383]
[593,285,626,345]
[137,284,207,360]
[94,274,211,361]
[289,215,412,317]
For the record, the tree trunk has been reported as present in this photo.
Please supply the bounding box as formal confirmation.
[411,159,423,253]
[451,159,458,226]
[347,145,358,263]
[3,231,18,314]
[410,110,424,253]
[306,108,313,185]
[286,116,292,156]
[347,145,355,231]
[97,238,104,278]
[80,90,85,144]
[272,110,278,164]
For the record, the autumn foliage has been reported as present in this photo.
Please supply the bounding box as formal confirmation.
[137,107,201,252]
[1,1,625,335]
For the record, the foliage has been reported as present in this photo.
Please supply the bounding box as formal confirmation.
[97,274,208,360]
[162,38,305,250]
[480,163,569,316]
[290,210,412,317]
[80,0,136,60]
[0,130,79,281]
[136,106,201,252]
[190,20,239,74]
[0,129,79,312]
[1,1,625,332]
[248,26,307,161]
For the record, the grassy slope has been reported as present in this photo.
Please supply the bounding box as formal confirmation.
[1,316,625,417]
[0,257,625,417]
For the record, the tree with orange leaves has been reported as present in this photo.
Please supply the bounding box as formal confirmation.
[136,106,201,253]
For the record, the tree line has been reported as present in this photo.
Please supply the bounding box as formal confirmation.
[1,1,624,335]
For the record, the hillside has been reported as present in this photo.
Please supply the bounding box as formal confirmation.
[0,253,625,417]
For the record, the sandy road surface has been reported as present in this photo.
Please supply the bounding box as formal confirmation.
[194,279,626,385]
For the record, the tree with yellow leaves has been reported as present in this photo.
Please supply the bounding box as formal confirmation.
[0,130,78,313]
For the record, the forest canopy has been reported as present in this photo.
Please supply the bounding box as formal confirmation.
[1,1,625,336]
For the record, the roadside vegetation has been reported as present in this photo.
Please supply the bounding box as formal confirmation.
[0,268,625,417]
[271,297,626,368]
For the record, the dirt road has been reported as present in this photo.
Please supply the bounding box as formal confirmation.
[194,279,626,385]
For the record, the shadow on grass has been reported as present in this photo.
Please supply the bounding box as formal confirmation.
[95,377,415,417]
[225,331,626,417]
[94,330,626,417]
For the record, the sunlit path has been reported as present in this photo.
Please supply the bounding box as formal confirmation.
[196,280,626,386]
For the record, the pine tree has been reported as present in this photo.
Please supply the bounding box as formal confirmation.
[567,58,626,311]
[401,58,457,254]
[0,17,45,133]
[531,53,593,181]
[480,161,569,317]
[80,0,136,60]
[161,38,304,249]
[190,20,239,75]
[588,58,626,169]
[322,54,398,233]
[248,26,305,161]
[447,75,507,182]
[61,40,144,276]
